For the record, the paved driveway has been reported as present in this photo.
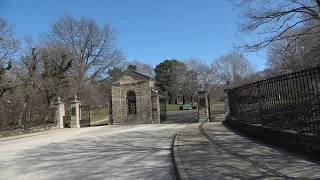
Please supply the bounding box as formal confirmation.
[165,109,199,124]
[0,109,201,180]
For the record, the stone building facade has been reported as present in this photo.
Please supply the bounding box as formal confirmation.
[110,69,164,125]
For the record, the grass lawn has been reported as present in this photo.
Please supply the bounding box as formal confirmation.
[166,104,182,111]
[211,103,225,109]
[90,107,108,123]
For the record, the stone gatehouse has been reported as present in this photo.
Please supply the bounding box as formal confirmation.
[110,69,165,125]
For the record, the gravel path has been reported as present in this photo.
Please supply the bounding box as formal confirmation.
[0,124,187,180]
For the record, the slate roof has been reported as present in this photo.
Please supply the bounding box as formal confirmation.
[111,69,154,84]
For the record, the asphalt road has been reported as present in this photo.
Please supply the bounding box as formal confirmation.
[0,109,201,180]
[165,106,224,124]
[165,109,199,124]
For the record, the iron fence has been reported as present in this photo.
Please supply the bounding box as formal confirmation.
[228,66,320,135]
[80,105,91,127]
[0,107,56,133]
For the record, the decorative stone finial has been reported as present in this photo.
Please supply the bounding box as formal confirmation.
[226,79,230,87]
[58,96,61,103]
[74,94,77,101]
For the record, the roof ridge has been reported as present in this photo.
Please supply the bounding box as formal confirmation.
[111,69,154,83]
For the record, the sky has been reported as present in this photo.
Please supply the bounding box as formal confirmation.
[0,0,266,71]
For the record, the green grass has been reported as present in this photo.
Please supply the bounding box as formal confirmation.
[166,104,182,111]
[91,107,108,123]
[166,103,225,111]
[211,103,225,109]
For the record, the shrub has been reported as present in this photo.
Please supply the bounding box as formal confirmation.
[179,106,183,110]
[192,105,197,109]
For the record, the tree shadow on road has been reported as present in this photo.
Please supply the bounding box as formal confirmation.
[182,122,320,179]
[3,126,184,180]
[221,121,320,166]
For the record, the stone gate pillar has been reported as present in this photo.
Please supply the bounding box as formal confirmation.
[54,97,65,128]
[224,79,231,115]
[197,89,209,123]
[71,95,80,128]
[224,88,231,115]
[151,93,161,124]
[159,96,167,123]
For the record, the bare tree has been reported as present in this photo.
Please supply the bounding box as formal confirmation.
[184,58,223,104]
[39,43,73,106]
[15,36,44,109]
[230,0,320,52]
[47,14,124,90]
[213,52,255,87]
[0,17,19,63]
[122,60,154,77]
[14,36,73,108]
[185,58,220,88]
[174,67,197,104]
[0,17,19,99]
[267,26,320,74]
[0,61,12,98]
[107,66,123,80]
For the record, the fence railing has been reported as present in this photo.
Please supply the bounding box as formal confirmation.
[228,66,320,135]
[0,107,56,133]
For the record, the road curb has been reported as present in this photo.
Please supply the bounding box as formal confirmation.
[171,132,190,180]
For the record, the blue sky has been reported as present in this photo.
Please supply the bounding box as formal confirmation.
[1,0,266,71]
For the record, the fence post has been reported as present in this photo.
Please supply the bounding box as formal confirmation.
[54,97,65,128]
[108,95,113,125]
[207,94,212,121]
[258,84,263,125]
[71,95,81,128]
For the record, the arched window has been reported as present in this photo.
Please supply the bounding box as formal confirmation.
[127,91,136,114]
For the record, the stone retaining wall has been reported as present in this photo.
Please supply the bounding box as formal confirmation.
[0,125,57,138]
[223,116,320,157]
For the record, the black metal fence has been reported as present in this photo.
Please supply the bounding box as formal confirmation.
[80,105,91,127]
[228,66,320,135]
[0,108,56,134]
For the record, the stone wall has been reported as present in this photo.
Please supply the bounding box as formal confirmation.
[224,116,320,157]
[112,80,152,125]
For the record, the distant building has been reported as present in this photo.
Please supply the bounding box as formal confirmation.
[110,69,166,125]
